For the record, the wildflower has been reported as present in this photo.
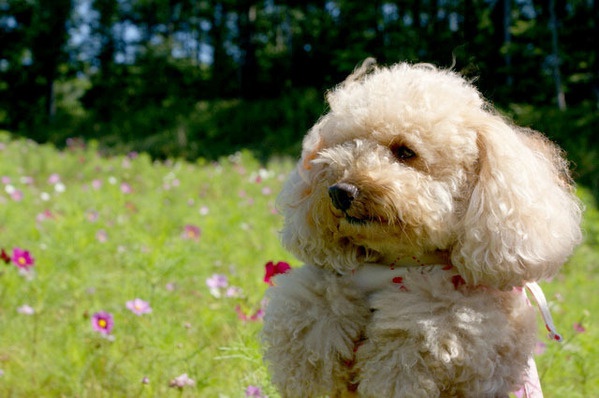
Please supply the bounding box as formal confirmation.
[11,248,34,270]
[91,311,114,335]
[10,189,23,201]
[534,341,547,355]
[54,182,66,193]
[92,179,102,190]
[182,224,201,240]
[206,274,229,298]
[141,376,150,384]
[17,304,35,315]
[126,298,152,316]
[87,211,99,222]
[226,286,243,298]
[48,174,61,184]
[20,176,33,185]
[573,322,586,334]
[199,206,209,215]
[96,229,108,243]
[264,261,291,285]
[169,373,195,388]
[236,305,265,322]
[36,210,54,222]
[120,182,132,194]
[1,249,10,264]
[245,385,266,397]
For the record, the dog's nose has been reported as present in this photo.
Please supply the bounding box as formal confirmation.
[328,183,358,211]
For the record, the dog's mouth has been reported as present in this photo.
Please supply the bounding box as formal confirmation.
[339,211,388,226]
[344,214,368,225]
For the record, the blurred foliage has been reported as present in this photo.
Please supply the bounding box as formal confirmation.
[0,0,597,195]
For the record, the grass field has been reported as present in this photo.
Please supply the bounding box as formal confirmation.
[0,133,597,397]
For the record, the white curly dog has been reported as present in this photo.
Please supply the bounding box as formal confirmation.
[262,59,582,398]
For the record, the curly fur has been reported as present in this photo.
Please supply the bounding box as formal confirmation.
[262,60,582,397]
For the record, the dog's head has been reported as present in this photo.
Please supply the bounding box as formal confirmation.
[278,60,582,289]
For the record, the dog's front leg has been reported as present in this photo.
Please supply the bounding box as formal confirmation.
[262,264,370,398]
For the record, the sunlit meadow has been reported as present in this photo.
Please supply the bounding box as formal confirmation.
[0,131,597,397]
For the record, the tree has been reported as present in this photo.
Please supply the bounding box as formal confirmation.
[547,0,566,109]
[0,0,72,133]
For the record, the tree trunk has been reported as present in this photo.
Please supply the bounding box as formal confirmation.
[548,0,566,110]
[237,1,259,99]
[503,0,513,86]
[594,0,599,106]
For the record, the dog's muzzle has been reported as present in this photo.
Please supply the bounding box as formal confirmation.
[328,183,359,212]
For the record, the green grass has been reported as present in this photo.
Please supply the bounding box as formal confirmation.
[0,132,597,397]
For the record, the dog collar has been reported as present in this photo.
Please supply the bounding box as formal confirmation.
[348,263,563,342]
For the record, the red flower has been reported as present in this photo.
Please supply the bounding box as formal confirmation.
[264,261,291,285]
[1,249,10,264]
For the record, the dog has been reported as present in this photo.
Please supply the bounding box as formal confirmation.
[262,59,582,397]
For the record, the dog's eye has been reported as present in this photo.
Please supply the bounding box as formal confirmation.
[393,145,416,161]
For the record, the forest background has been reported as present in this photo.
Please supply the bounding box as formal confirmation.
[0,0,597,194]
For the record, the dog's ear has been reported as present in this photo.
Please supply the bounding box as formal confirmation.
[451,115,582,289]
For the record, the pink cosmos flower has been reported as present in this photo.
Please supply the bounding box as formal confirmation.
[534,341,547,355]
[573,322,586,334]
[264,261,291,285]
[236,305,265,322]
[245,385,266,397]
[96,229,108,242]
[87,211,99,222]
[36,210,54,222]
[48,174,61,184]
[10,189,23,201]
[182,224,201,240]
[226,286,243,298]
[206,274,229,298]
[11,248,34,270]
[120,183,132,194]
[169,373,195,388]
[126,298,152,316]
[91,311,114,335]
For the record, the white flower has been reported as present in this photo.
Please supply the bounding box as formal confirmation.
[169,373,195,388]
[17,304,35,315]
